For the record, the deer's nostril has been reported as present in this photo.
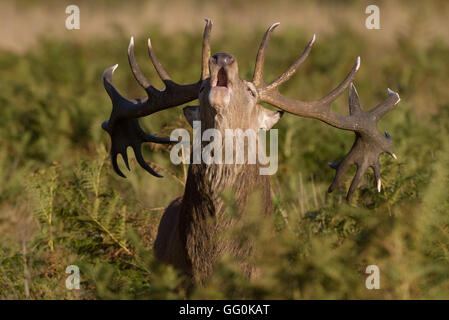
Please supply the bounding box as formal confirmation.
[212,53,235,67]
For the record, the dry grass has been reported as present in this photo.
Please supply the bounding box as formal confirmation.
[1,0,448,53]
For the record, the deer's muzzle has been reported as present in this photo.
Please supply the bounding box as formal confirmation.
[209,53,237,108]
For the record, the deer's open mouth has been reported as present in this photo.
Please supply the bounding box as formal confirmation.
[217,68,228,87]
[209,67,231,108]
[211,67,231,90]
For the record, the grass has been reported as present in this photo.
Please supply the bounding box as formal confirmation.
[1,6,449,299]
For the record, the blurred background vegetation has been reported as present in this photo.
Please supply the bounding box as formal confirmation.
[0,0,449,299]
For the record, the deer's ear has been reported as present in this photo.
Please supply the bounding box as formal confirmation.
[183,105,200,127]
[258,106,283,130]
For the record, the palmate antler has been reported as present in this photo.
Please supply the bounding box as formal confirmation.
[253,23,400,202]
[102,19,213,177]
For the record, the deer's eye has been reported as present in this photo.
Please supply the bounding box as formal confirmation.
[247,87,256,98]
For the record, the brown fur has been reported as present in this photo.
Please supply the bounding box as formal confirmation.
[154,163,272,284]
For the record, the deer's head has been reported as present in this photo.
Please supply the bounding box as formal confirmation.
[183,21,281,132]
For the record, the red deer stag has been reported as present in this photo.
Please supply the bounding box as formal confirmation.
[102,20,400,284]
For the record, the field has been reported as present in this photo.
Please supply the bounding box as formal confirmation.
[1,0,449,299]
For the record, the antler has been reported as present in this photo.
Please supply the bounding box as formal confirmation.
[327,84,399,201]
[102,19,213,178]
[253,23,360,130]
[253,23,400,201]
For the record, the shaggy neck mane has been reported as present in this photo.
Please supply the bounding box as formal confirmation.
[177,161,272,283]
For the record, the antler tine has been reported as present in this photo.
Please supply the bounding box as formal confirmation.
[266,34,316,91]
[128,36,152,90]
[253,22,280,87]
[133,145,163,178]
[147,38,172,82]
[102,64,122,106]
[202,18,213,80]
[314,56,360,107]
[348,82,362,115]
[370,88,400,120]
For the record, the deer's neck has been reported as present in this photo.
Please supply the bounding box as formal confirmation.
[178,162,272,283]
[182,162,270,214]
